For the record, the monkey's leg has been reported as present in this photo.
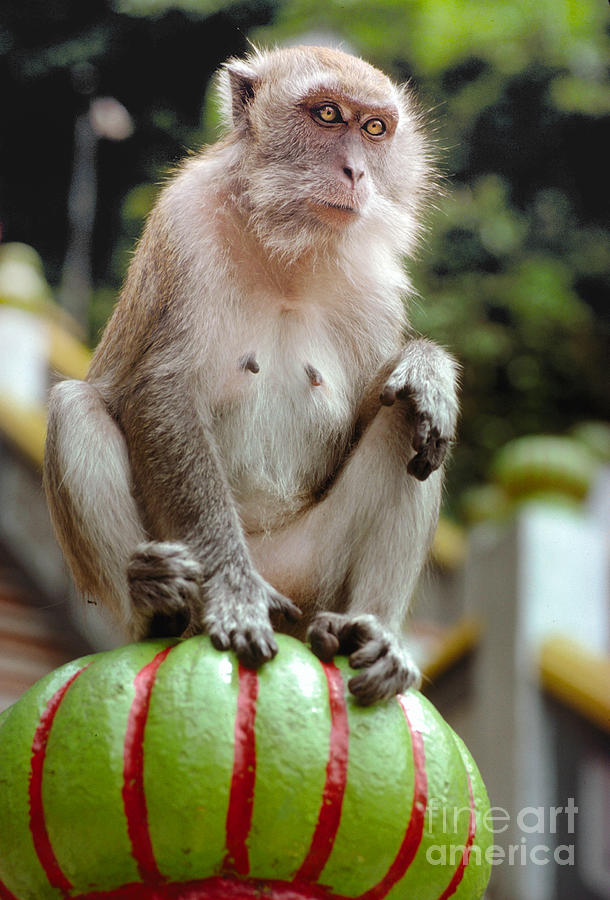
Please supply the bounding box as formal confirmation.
[248,402,442,700]
[118,380,301,663]
[44,380,200,638]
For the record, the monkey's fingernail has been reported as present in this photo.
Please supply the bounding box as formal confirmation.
[380,386,396,405]
[239,352,259,373]
[305,364,323,386]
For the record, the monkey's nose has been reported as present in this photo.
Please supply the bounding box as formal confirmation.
[341,165,365,188]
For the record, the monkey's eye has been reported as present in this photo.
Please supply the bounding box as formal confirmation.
[363,118,386,137]
[312,103,343,125]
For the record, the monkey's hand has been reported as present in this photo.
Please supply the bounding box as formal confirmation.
[203,568,302,669]
[380,340,459,482]
[308,612,421,705]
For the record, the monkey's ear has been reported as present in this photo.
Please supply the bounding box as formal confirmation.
[225,61,260,129]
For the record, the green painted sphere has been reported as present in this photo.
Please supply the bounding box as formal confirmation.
[0,635,492,900]
[492,435,598,502]
[570,420,610,464]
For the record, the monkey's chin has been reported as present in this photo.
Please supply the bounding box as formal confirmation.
[306,199,359,230]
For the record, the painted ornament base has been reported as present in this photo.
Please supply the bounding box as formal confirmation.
[0,635,493,900]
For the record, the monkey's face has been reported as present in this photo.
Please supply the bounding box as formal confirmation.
[220,47,433,259]
[295,93,399,229]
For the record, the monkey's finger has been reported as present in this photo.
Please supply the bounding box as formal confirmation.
[429,436,449,468]
[349,639,388,669]
[408,433,449,481]
[271,592,302,623]
[407,452,434,481]
[411,416,433,452]
[348,671,391,706]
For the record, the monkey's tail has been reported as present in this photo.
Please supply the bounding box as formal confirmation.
[44,379,148,637]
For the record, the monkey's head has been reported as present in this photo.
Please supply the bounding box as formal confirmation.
[216,46,435,261]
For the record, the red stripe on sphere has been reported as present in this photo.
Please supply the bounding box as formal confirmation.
[357,692,428,900]
[223,664,259,876]
[0,879,20,900]
[29,666,89,893]
[123,646,173,884]
[436,774,476,900]
[295,662,349,883]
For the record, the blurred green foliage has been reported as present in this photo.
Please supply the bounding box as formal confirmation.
[1,0,607,512]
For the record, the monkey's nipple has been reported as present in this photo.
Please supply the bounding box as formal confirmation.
[305,364,323,387]
[239,353,260,374]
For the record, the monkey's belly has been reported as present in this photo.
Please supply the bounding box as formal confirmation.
[214,380,352,533]
[233,481,317,534]
[246,505,321,616]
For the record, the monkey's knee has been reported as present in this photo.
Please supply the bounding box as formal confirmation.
[127,541,203,638]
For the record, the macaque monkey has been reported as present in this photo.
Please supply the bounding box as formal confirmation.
[44,46,459,704]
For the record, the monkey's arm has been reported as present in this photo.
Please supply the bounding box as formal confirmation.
[119,377,300,666]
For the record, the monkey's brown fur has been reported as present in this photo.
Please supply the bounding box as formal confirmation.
[44,46,459,703]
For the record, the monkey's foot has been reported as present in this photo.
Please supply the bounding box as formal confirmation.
[203,569,301,669]
[308,612,421,705]
[128,541,202,638]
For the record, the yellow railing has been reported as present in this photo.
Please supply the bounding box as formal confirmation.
[540,636,610,734]
[0,317,91,468]
[422,618,482,684]
[47,319,91,381]
[0,394,47,468]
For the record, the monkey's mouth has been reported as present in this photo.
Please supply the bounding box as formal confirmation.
[307,199,359,227]
[317,200,358,214]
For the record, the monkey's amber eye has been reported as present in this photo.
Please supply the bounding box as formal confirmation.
[313,104,343,125]
[363,118,386,137]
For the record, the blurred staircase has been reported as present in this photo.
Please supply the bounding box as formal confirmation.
[0,552,88,712]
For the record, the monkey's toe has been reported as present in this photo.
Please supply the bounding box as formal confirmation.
[269,591,303,624]
[309,628,340,662]
[307,614,423,704]
[233,628,278,669]
[203,576,284,669]
[207,617,278,668]
[307,612,347,661]
[348,638,388,668]
[348,654,421,705]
